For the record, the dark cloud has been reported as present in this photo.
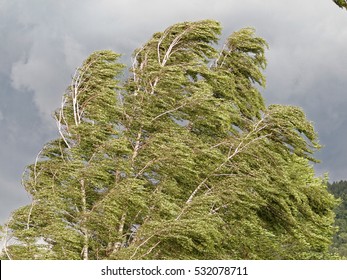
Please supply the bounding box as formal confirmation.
[1,0,347,227]
[0,74,55,223]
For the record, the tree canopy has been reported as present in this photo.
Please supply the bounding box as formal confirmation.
[0,20,338,260]
[333,0,347,9]
[328,181,347,257]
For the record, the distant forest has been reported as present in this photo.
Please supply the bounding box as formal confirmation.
[328,180,347,257]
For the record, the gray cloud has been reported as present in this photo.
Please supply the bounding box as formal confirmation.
[1,0,347,226]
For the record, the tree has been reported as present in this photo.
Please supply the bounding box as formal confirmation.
[333,0,347,9]
[328,181,347,257]
[0,20,338,260]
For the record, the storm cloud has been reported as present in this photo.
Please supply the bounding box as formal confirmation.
[1,0,347,225]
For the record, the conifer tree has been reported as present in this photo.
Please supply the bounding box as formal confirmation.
[328,181,347,257]
[0,20,338,260]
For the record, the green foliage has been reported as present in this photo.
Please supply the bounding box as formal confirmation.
[0,20,338,260]
[328,181,347,257]
[333,0,347,9]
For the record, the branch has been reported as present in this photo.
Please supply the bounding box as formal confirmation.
[26,201,36,230]
[157,29,170,65]
[132,46,147,95]
[70,56,98,126]
[161,28,189,67]
[213,42,228,68]
[80,179,89,260]
[149,26,191,95]
[71,68,81,126]
[135,157,163,179]
[131,129,143,165]
[55,95,71,149]
[130,232,159,260]
[108,213,127,255]
[175,117,271,220]
[140,240,161,259]
[32,146,45,192]
[2,219,13,260]
[151,102,187,121]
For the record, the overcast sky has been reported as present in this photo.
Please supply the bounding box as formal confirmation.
[1,0,347,226]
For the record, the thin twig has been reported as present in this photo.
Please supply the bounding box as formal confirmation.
[175,116,271,220]
[3,219,13,260]
[140,240,161,259]
[130,233,156,260]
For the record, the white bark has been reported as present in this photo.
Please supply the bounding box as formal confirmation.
[107,213,127,255]
[80,179,89,260]
[131,129,142,164]
[26,201,35,230]
[176,116,271,220]
[55,96,71,149]
[2,220,13,260]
